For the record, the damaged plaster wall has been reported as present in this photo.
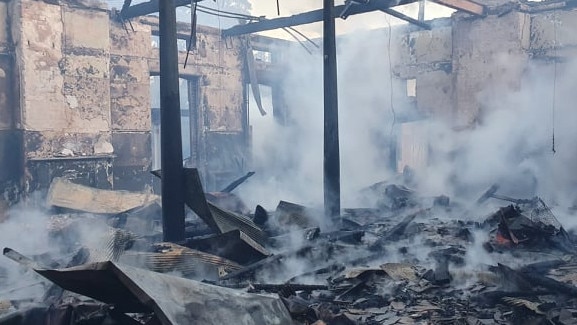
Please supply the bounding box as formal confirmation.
[243,4,577,208]
[0,0,251,204]
[391,6,577,181]
[451,11,530,127]
[146,19,249,191]
[11,0,116,192]
[109,14,153,191]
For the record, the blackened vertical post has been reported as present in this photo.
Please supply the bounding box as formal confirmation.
[323,0,340,219]
[159,0,185,242]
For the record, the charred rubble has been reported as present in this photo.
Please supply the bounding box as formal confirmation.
[2,171,577,325]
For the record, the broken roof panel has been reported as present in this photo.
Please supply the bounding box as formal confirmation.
[32,261,292,325]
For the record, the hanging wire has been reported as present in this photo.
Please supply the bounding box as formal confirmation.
[552,10,558,154]
[187,4,261,21]
[288,26,320,49]
[386,16,396,138]
[282,28,313,54]
[184,1,198,69]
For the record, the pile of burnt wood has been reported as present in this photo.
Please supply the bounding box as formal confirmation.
[1,172,577,325]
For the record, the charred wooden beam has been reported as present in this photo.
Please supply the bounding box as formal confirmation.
[222,0,418,37]
[369,209,426,251]
[120,0,203,20]
[323,0,341,220]
[221,171,255,193]
[378,8,431,29]
[521,270,577,296]
[248,283,329,294]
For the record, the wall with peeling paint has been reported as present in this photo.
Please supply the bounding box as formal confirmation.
[0,0,253,206]
[392,7,577,171]
[145,20,250,191]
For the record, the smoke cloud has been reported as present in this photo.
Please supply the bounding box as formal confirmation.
[242,18,577,231]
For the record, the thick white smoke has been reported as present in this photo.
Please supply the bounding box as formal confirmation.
[242,15,577,229]
[241,27,405,213]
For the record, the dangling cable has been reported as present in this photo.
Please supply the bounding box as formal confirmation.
[386,16,396,138]
[288,26,320,49]
[282,28,313,54]
[184,1,198,69]
[552,10,558,154]
[276,0,281,15]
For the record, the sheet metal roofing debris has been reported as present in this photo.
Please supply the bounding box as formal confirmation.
[3,175,577,324]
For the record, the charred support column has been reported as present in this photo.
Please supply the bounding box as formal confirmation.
[323,0,341,218]
[159,0,185,242]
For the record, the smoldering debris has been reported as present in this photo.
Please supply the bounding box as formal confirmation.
[3,174,577,324]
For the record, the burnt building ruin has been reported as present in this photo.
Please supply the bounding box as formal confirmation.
[0,0,291,211]
[2,0,577,323]
[0,0,575,212]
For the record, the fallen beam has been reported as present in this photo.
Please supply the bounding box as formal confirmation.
[221,171,256,193]
[46,178,159,215]
[378,8,431,29]
[222,0,418,37]
[248,283,329,294]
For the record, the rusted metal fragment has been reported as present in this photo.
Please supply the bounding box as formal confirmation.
[25,261,293,325]
[46,177,159,214]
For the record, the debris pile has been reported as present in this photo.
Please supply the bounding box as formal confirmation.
[2,172,577,325]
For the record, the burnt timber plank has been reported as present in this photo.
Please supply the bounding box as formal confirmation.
[47,177,159,214]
